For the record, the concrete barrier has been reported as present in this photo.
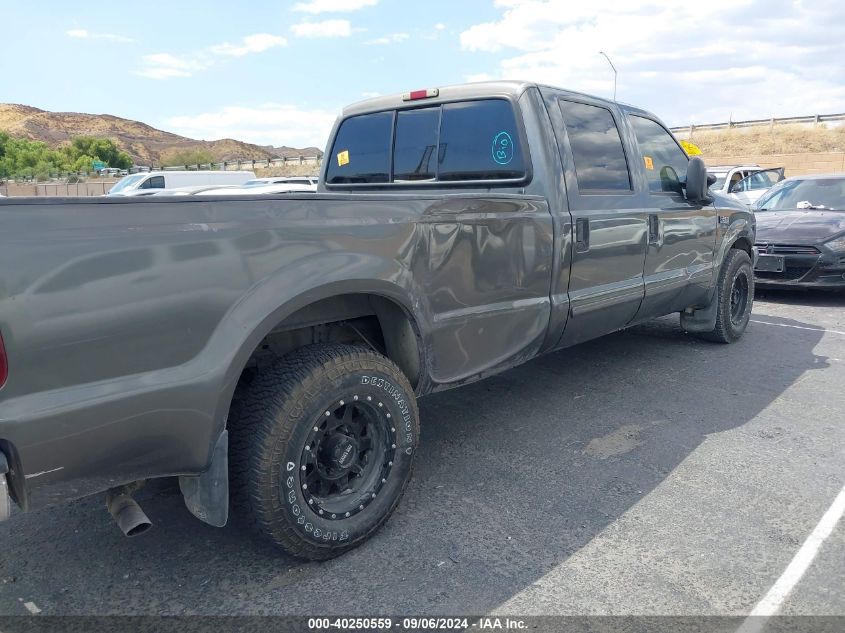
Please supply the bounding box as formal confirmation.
[704,152,845,177]
[2,181,114,197]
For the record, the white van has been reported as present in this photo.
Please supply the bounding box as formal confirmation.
[107,171,256,196]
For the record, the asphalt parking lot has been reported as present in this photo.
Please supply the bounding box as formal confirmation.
[0,290,843,617]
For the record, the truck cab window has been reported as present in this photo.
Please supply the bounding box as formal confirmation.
[628,115,689,195]
[326,111,393,184]
[560,100,632,192]
[437,100,525,181]
[328,99,526,186]
[393,107,439,181]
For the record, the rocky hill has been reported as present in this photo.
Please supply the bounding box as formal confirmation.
[263,145,325,159]
[0,104,319,165]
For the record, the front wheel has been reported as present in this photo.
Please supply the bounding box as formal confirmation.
[695,248,754,343]
[229,343,419,560]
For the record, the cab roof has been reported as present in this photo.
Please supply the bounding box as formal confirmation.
[342,80,649,117]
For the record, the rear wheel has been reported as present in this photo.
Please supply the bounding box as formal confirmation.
[695,248,754,343]
[229,343,419,560]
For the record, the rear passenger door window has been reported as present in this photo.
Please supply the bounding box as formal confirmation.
[326,111,393,184]
[628,116,688,195]
[559,100,631,192]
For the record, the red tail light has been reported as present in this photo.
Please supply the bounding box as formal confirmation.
[402,88,439,101]
[0,332,7,388]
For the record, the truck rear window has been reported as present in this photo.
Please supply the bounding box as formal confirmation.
[438,100,525,181]
[326,98,527,186]
[394,107,439,181]
[325,111,393,184]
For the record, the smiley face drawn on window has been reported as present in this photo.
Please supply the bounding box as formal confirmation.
[492,131,514,166]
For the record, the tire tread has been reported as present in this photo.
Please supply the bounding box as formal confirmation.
[228,343,417,560]
[695,248,753,343]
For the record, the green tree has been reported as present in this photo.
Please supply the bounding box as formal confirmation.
[161,147,215,167]
[68,137,132,169]
[0,133,134,178]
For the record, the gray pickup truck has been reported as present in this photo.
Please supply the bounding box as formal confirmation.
[0,81,754,560]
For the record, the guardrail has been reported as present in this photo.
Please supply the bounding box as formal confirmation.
[143,155,324,173]
[671,113,845,136]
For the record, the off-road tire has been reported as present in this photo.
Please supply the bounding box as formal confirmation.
[695,248,754,343]
[228,343,419,560]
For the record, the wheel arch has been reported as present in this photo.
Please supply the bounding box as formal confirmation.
[716,213,755,272]
[213,280,426,439]
[730,235,753,258]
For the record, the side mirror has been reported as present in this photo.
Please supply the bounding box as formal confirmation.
[685,156,711,203]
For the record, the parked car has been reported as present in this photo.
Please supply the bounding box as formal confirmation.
[0,81,755,560]
[107,171,256,196]
[753,174,845,289]
[729,167,785,207]
[151,185,241,196]
[708,164,761,194]
[242,176,319,187]
[195,183,317,196]
[114,189,161,197]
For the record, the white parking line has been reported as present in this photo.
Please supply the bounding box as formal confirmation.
[751,320,845,337]
[735,484,845,633]
[24,466,64,480]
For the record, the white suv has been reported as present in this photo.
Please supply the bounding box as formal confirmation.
[708,165,762,194]
[708,165,784,207]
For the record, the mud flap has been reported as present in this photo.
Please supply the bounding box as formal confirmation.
[0,454,10,522]
[680,291,718,333]
[179,430,228,527]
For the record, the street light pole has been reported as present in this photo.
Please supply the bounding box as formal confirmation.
[599,51,617,101]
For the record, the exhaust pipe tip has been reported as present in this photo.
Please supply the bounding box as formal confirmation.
[106,486,152,537]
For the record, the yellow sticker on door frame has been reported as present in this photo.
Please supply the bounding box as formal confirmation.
[644,156,654,170]
[337,150,350,167]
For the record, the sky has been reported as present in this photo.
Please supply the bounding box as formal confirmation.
[1,0,843,150]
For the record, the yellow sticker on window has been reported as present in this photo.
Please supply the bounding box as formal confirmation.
[680,139,702,156]
[644,156,654,170]
[337,150,350,167]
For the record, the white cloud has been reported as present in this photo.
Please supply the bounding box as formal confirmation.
[136,33,286,80]
[136,53,208,79]
[209,34,287,57]
[459,0,845,125]
[165,104,338,148]
[365,32,409,45]
[291,20,353,38]
[465,72,494,83]
[66,28,132,43]
[293,0,377,13]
